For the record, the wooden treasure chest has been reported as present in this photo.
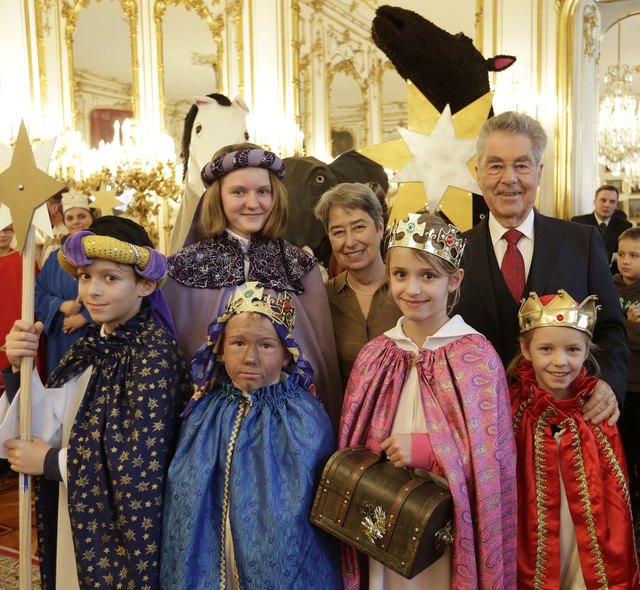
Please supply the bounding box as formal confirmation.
[310,446,453,579]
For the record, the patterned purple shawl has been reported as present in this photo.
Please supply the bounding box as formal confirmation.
[339,333,517,589]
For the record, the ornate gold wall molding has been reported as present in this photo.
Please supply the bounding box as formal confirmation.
[583,4,598,59]
[555,0,579,219]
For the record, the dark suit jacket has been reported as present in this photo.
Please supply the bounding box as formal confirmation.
[455,210,629,403]
[570,212,632,273]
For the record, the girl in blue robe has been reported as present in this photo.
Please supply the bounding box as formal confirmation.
[161,283,341,590]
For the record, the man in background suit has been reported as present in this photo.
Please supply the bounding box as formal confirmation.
[571,184,632,273]
[455,111,627,419]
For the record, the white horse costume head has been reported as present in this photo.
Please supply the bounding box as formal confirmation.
[168,94,249,254]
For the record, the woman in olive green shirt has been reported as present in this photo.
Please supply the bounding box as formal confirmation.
[315,183,401,390]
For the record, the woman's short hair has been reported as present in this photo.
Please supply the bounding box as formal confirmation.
[198,142,288,238]
[314,182,384,230]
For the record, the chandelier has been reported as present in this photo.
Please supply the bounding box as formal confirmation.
[598,23,640,181]
[50,119,182,247]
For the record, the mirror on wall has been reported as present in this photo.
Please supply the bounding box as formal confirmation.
[160,4,223,157]
[329,71,367,157]
[70,0,134,147]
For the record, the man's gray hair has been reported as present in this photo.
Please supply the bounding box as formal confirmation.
[477,111,547,167]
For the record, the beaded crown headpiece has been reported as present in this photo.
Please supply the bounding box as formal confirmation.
[185,282,314,415]
[222,283,295,335]
[387,212,465,269]
[518,289,599,337]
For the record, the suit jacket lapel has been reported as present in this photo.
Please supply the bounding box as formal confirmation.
[464,220,500,325]
[528,211,563,294]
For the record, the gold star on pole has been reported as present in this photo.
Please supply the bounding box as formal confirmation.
[90,182,124,214]
[359,83,493,230]
[0,121,66,252]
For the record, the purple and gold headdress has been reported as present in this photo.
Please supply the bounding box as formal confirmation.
[58,230,167,285]
[201,147,285,188]
[185,282,314,415]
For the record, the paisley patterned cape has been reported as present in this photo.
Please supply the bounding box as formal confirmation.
[511,361,640,589]
[340,333,517,590]
[160,373,342,589]
[37,304,189,590]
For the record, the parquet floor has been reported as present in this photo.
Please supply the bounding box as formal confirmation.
[0,467,37,555]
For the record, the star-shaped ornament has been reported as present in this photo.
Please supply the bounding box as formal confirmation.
[392,105,478,217]
[91,182,124,214]
[0,122,66,252]
[359,84,492,230]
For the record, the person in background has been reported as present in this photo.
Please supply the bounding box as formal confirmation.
[36,195,67,267]
[614,226,640,530]
[571,184,632,274]
[35,189,95,377]
[314,182,401,390]
[509,290,639,588]
[455,111,627,419]
[164,142,342,432]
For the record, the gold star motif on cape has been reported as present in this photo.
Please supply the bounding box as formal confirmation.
[359,84,492,230]
[91,183,124,214]
[0,121,66,252]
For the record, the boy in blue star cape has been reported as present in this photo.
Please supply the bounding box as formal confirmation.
[0,216,189,590]
[161,282,341,589]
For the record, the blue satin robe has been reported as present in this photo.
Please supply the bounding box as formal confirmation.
[161,373,341,589]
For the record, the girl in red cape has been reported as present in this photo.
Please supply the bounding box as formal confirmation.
[510,290,640,589]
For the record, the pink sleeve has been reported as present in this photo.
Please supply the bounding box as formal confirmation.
[411,433,436,470]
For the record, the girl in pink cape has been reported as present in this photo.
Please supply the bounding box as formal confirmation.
[340,212,517,589]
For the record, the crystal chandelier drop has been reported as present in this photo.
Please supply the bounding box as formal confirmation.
[598,24,640,180]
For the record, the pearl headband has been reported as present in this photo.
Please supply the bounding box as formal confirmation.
[200,147,285,188]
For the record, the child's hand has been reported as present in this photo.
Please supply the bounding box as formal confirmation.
[381,433,412,468]
[5,320,44,370]
[627,305,640,323]
[582,379,619,426]
[63,313,88,334]
[3,437,51,475]
[59,299,81,317]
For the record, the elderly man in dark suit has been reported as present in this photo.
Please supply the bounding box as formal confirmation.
[571,184,632,273]
[455,111,627,419]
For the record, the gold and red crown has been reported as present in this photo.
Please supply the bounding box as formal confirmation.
[387,212,465,269]
[518,289,599,337]
[225,282,295,334]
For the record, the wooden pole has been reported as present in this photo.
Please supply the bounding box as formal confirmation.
[19,225,35,590]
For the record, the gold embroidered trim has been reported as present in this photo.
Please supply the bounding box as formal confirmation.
[533,406,557,589]
[219,401,246,590]
[594,427,640,576]
[512,385,535,434]
[563,418,608,588]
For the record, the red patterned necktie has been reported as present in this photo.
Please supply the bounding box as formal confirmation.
[501,229,525,302]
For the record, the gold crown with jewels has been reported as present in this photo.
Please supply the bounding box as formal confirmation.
[518,289,599,337]
[224,282,296,334]
[387,212,465,269]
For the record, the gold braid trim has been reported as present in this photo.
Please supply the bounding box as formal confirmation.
[533,406,557,589]
[594,427,640,575]
[219,400,248,590]
[512,385,535,434]
[562,418,608,588]
[58,235,150,275]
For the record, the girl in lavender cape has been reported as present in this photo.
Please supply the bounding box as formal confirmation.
[339,213,517,589]
[164,143,342,432]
